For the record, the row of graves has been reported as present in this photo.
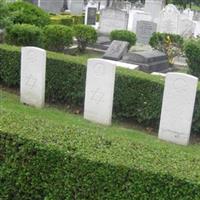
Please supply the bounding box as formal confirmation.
[84,0,200,74]
[20,46,198,146]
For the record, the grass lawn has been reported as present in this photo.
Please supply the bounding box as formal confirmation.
[1,88,200,199]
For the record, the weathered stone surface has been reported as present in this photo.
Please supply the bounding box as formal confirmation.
[159,73,198,145]
[39,0,63,13]
[102,40,129,61]
[99,8,128,35]
[84,59,116,125]
[136,21,157,44]
[178,17,195,37]
[158,4,180,34]
[122,50,169,73]
[69,0,84,15]
[20,47,46,108]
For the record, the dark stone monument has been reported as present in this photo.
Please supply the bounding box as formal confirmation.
[87,7,97,25]
[122,50,169,73]
[102,40,129,61]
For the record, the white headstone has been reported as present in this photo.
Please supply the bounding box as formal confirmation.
[84,59,116,125]
[20,47,46,108]
[99,8,129,34]
[128,10,152,32]
[39,0,63,13]
[145,0,165,19]
[182,8,194,21]
[158,4,180,34]
[178,17,195,37]
[159,73,198,145]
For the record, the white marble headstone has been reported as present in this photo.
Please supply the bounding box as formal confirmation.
[20,47,46,108]
[178,17,195,37]
[159,73,198,145]
[84,59,116,125]
[158,4,180,34]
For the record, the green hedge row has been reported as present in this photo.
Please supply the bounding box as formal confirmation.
[0,44,200,133]
[1,107,200,200]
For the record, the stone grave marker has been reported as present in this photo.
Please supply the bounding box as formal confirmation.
[178,17,195,37]
[84,59,116,125]
[128,10,152,33]
[102,40,129,61]
[158,4,180,34]
[39,0,63,13]
[85,2,97,25]
[145,0,165,19]
[136,20,157,44]
[20,47,46,108]
[159,73,198,145]
[99,8,129,35]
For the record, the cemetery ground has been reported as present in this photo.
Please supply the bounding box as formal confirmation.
[1,88,200,199]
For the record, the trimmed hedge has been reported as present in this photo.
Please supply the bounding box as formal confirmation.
[5,24,44,47]
[1,107,200,199]
[0,44,200,133]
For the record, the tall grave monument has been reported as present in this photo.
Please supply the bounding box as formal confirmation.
[145,0,165,19]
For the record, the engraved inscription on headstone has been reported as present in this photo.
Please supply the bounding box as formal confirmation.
[84,59,116,125]
[87,7,97,25]
[20,47,46,108]
[159,73,198,145]
[136,21,157,44]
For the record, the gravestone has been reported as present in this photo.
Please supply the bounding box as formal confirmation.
[84,59,116,125]
[158,4,180,34]
[122,50,169,73]
[136,21,157,44]
[20,47,46,108]
[178,17,195,37]
[85,2,97,25]
[69,0,84,15]
[99,8,129,35]
[193,11,200,21]
[145,0,165,19]
[182,8,194,20]
[39,0,63,13]
[128,10,152,32]
[102,40,129,61]
[159,73,198,145]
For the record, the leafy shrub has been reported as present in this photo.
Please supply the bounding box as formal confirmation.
[0,44,200,133]
[72,15,84,25]
[44,25,73,52]
[1,110,200,200]
[50,15,73,26]
[110,30,137,47]
[8,1,50,27]
[73,24,97,52]
[5,24,44,47]
[149,32,184,64]
[185,39,200,78]
[0,0,12,29]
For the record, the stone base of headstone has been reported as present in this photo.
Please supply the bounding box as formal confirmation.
[122,50,170,73]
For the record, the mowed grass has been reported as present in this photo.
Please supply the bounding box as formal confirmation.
[1,88,200,183]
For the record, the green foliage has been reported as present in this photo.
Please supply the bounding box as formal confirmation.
[8,1,50,27]
[43,25,73,52]
[0,99,200,199]
[110,30,137,47]
[149,32,184,64]
[0,44,200,133]
[5,24,44,47]
[50,15,73,26]
[185,39,200,78]
[73,24,97,52]
[149,32,184,51]
[0,0,12,29]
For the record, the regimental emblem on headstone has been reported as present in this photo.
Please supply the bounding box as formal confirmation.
[20,47,46,108]
[158,73,198,145]
[84,59,116,125]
